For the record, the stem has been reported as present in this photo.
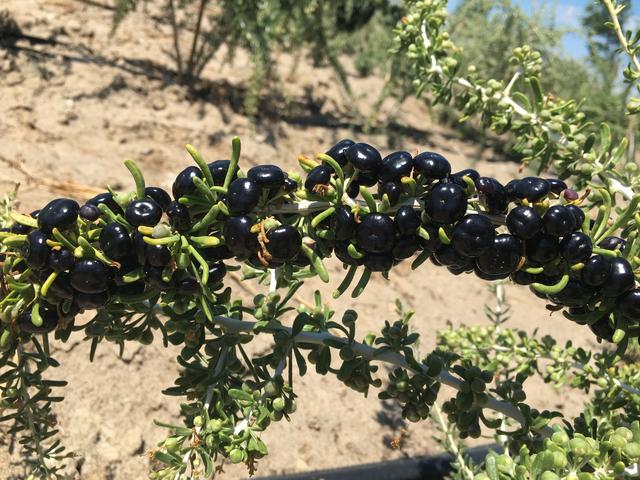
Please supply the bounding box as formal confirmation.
[185,0,208,80]
[432,401,475,480]
[167,0,183,75]
[211,315,551,435]
[603,0,640,74]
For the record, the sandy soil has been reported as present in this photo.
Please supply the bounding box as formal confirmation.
[0,1,598,479]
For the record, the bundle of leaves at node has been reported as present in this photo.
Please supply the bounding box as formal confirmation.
[1,136,639,478]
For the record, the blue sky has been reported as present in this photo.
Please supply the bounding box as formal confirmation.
[447,0,639,58]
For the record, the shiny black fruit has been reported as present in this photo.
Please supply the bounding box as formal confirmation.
[334,241,363,266]
[378,181,402,205]
[223,216,258,258]
[547,178,568,195]
[99,222,132,260]
[70,259,109,294]
[379,151,413,182]
[581,255,611,287]
[177,277,199,295]
[332,205,356,241]
[144,187,171,211]
[525,233,559,265]
[17,306,59,334]
[283,176,298,193]
[451,214,495,257]
[356,213,396,253]
[79,204,100,221]
[543,205,576,237]
[48,249,75,272]
[475,177,508,214]
[589,315,615,342]
[166,201,191,232]
[345,143,382,172]
[146,244,172,267]
[326,139,355,167]
[363,253,394,272]
[452,169,480,183]
[248,165,285,189]
[566,204,585,228]
[514,177,550,202]
[86,192,123,214]
[418,223,440,253]
[305,165,332,191]
[172,166,202,200]
[23,230,51,271]
[207,262,227,285]
[424,182,468,224]
[599,236,626,251]
[601,257,635,297]
[125,199,162,228]
[38,198,79,233]
[559,232,592,264]
[548,278,594,307]
[227,178,260,215]
[433,244,474,270]
[618,289,640,322]
[208,159,237,185]
[414,152,451,179]
[476,234,523,276]
[392,236,420,260]
[394,206,421,235]
[267,225,302,262]
[506,206,542,240]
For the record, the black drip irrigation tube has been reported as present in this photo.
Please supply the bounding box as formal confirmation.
[254,444,499,480]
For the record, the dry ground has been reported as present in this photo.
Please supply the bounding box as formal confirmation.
[0,1,597,478]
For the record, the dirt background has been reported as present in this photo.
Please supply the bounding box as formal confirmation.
[0,1,598,479]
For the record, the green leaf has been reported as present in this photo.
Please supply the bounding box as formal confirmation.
[293,346,307,376]
[228,388,254,402]
[529,77,543,108]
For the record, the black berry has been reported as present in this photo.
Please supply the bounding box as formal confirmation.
[305,165,332,191]
[475,177,508,214]
[166,201,191,232]
[172,166,202,200]
[48,249,75,272]
[17,306,59,334]
[227,178,260,215]
[86,192,123,214]
[146,244,172,267]
[79,204,100,221]
[559,232,592,264]
[223,216,258,258]
[125,199,163,228]
[379,151,413,182]
[208,159,237,185]
[356,213,396,253]
[514,177,550,202]
[23,230,51,271]
[99,222,132,260]
[345,143,382,172]
[525,233,559,265]
[506,206,542,240]
[414,152,451,179]
[144,187,171,211]
[543,205,576,237]
[582,255,611,287]
[248,165,285,189]
[326,139,355,167]
[475,234,523,276]
[38,198,79,233]
[266,225,302,262]
[424,182,468,224]
[70,259,109,294]
[451,214,495,257]
[600,257,635,297]
[332,205,356,241]
[394,206,421,235]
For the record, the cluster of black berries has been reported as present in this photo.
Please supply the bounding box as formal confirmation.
[3,139,639,343]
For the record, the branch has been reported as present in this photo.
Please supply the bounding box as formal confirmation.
[211,315,553,436]
[603,0,640,75]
